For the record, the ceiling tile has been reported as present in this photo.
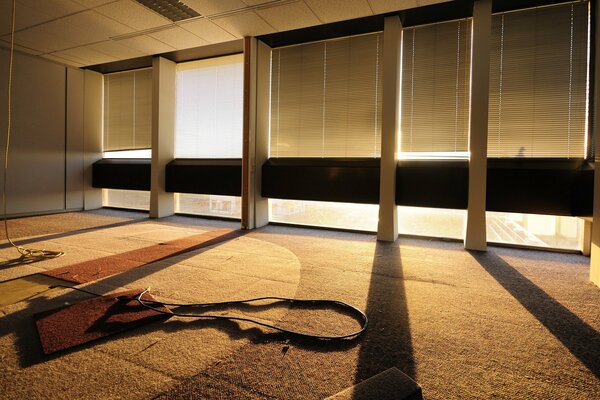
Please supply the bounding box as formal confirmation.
[368,0,417,14]
[184,0,247,16]
[7,25,78,52]
[149,26,208,49]
[95,0,171,31]
[54,46,118,65]
[32,10,134,49]
[0,1,58,36]
[304,0,373,23]
[256,2,320,31]
[18,0,85,19]
[0,40,43,55]
[64,10,133,37]
[211,11,275,37]
[70,0,116,8]
[179,18,236,43]
[87,40,146,60]
[41,53,85,67]
[115,35,175,54]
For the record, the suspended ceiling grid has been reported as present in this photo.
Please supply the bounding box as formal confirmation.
[0,0,449,68]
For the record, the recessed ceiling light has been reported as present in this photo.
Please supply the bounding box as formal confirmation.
[135,0,200,22]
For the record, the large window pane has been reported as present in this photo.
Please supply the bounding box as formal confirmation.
[175,193,241,219]
[398,207,466,240]
[487,212,582,250]
[269,199,378,232]
[102,189,149,211]
[175,54,243,158]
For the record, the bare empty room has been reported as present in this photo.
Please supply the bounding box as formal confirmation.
[0,0,599,399]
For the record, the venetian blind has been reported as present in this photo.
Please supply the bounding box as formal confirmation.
[175,54,243,158]
[400,19,472,154]
[488,2,589,158]
[103,68,152,152]
[270,33,383,158]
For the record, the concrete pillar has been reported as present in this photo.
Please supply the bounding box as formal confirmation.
[590,0,600,287]
[464,0,492,251]
[83,70,103,210]
[150,56,175,218]
[242,37,270,229]
[377,16,402,242]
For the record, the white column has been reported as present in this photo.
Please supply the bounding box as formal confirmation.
[464,0,492,251]
[150,56,176,218]
[83,70,103,210]
[242,37,270,229]
[589,0,600,287]
[377,16,402,242]
[67,68,84,210]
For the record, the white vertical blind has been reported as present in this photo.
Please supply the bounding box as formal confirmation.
[175,53,244,158]
[103,68,152,152]
[400,19,472,154]
[270,33,383,158]
[488,2,589,158]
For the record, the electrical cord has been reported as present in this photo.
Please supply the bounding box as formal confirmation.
[2,0,64,263]
[49,285,368,340]
[136,289,368,340]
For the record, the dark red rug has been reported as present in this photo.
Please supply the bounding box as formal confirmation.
[35,289,171,355]
[41,229,243,284]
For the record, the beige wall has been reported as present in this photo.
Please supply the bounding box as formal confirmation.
[0,48,85,217]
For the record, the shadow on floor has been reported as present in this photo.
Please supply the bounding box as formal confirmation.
[470,250,600,379]
[355,240,415,383]
[1,230,248,367]
[0,217,148,253]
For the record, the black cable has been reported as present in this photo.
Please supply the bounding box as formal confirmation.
[48,285,368,340]
[136,289,368,340]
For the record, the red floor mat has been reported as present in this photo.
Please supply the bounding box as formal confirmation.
[34,289,171,355]
[41,229,243,284]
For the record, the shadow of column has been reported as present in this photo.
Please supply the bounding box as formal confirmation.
[470,250,600,379]
[355,240,415,383]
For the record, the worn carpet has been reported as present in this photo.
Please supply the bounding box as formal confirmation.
[0,210,599,399]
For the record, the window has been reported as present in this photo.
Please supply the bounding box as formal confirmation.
[487,212,581,250]
[270,33,383,158]
[398,207,466,240]
[269,199,378,232]
[103,68,152,154]
[102,69,151,209]
[175,54,243,158]
[488,2,589,158]
[175,193,241,218]
[400,19,472,157]
[102,189,149,211]
[173,54,243,218]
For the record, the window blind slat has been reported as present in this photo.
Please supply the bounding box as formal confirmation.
[270,33,382,158]
[488,2,589,158]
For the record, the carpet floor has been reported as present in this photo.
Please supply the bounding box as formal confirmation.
[0,209,599,399]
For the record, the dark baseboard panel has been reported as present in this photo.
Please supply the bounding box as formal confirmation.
[262,158,380,204]
[92,157,594,218]
[165,159,242,196]
[396,159,469,209]
[92,159,151,191]
[486,158,593,217]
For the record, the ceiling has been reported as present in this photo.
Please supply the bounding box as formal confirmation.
[0,0,449,68]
